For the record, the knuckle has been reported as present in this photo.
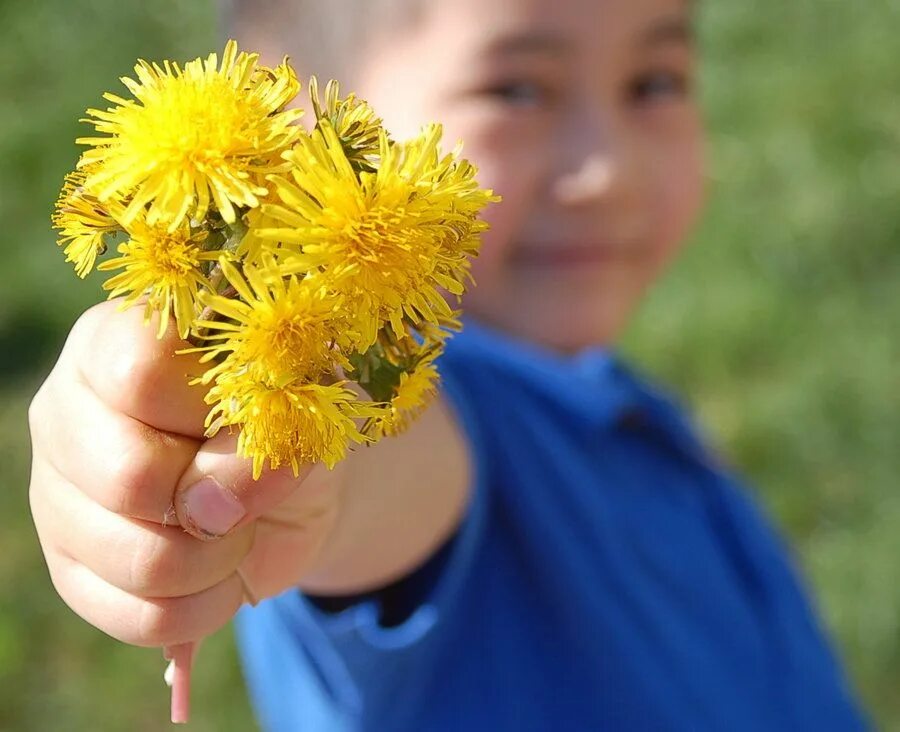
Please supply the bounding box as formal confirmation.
[106,444,159,515]
[105,428,179,519]
[27,471,45,533]
[27,464,56,545]
[135,597,188,648]
[81,301,171,417]
[38,541,68,588]
[44,557,132,644]
[45,560,80,613]
[106,346,161,411]
[67,302,105,348]
[67,302,115,364]
[27,383,48,435]
[128,532,182,597]
[27,377,66,450]
[44,549,186,649]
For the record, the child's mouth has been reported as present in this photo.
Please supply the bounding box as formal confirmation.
[512,243,633,268]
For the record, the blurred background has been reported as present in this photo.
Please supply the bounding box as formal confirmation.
[1,0,897,729]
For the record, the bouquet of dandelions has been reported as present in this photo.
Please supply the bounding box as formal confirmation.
[52,40,495,722]
[53,40,496,476]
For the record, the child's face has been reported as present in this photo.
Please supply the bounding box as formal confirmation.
[362,0,705,351]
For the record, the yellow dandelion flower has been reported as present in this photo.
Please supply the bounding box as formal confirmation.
[204,377,371,477]
[260,124,462,347]
[78,40,303,231]
[373,316,456,373]
[369,358,440,438]
[351,321,451,438]
[51,170,121,277]
[309,76,384,173]
[414,313,462,349]
[396,131,499,296]
[98,216,216,339]
[234,202,287,265]
[195,258,347,383]
[392,360,439,418]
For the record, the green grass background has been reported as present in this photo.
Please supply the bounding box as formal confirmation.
[0,1,896,729]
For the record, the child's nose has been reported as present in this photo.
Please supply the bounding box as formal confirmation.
[550,111,637,209]
[553,157,617,207]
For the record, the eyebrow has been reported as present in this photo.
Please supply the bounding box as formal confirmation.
[641,15,694,48]
[480,14,693,59]
[482,30,570,59]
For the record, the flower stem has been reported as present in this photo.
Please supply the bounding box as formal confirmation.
[165,642,196,724]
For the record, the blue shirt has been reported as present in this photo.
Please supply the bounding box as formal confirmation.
[234,319,867,731]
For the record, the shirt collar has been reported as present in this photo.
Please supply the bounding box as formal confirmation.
[443,316,636,429]
[442,317,717,467]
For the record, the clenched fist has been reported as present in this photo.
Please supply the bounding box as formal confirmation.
[28,299,344,649]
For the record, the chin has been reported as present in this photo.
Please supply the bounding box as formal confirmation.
[486,306,627,354]
[464,277,641,353]
[523,293,636,352]
[530,319,622,353]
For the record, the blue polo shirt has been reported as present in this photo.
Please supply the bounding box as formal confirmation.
[234,318,867,731]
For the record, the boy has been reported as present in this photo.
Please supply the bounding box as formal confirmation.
[29,0,867,729]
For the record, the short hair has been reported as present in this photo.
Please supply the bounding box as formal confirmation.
[222,0,422,84]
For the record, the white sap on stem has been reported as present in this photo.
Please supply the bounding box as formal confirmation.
[164,642,196,724]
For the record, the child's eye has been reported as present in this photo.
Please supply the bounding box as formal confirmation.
[629,71,690,104]
[479,80,551,109]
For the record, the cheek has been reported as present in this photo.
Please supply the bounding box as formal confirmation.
[449,127,542,285]
[469,193,516,281]
[651,135,706,267]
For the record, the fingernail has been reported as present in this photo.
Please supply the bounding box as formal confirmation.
[182,477,245,539]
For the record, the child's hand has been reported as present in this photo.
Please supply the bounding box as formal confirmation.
[27,299,341,649]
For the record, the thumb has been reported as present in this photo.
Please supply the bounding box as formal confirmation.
[174,430,315,541]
